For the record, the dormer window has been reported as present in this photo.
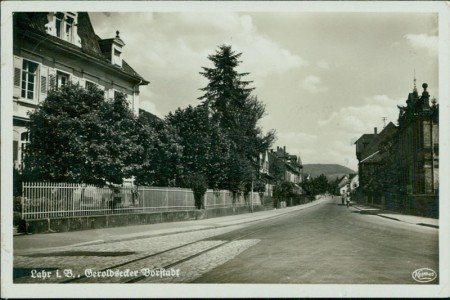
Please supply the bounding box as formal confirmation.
[113,48,122,66]
[98,30,125,68]
[45,12,81,47]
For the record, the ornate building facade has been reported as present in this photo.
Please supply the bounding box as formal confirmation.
[355,82,439,217]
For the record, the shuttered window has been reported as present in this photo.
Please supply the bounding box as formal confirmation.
[21,60,39,100]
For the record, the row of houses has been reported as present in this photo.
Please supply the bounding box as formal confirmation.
[13,12,149,170]
[259,146,304,196]
[354,81,439,217]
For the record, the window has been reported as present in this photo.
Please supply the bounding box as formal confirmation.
[46,12,80,46]
[55,12,64,38]
[65,16,74,41]
[21,60,39,100]
[21,132,29,159]
[85,81,95,89]
[113,48,122,66]
[114,90,125,99]
[57,71,70,88]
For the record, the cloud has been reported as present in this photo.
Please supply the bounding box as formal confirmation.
[300,75,329,94]
[310,93,408,170]
[90,12,307,116]
[318,95,404,134]
[317,59,330,70]
[404,33,438,56]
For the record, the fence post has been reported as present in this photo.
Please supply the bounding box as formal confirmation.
[22,182,25,220]
[166,187,169,210]
[72,183,76,217]
[204,193,207,209]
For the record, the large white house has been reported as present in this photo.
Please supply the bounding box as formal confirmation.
[13,12,149,169]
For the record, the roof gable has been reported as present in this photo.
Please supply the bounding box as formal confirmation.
[14,12,148,84]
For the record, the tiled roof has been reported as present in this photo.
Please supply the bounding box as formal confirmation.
[14,12,148,84]
[359,122,397,163]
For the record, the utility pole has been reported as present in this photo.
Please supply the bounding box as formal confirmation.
[251,174,254,213]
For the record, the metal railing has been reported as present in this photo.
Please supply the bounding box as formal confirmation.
[204,190,261,208]
[21,182,261,220]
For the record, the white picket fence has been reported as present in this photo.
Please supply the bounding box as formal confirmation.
[21,182,261,220]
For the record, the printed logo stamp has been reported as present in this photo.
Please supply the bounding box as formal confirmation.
[412,268,437,283]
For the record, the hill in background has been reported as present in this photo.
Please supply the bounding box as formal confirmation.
[303,164,356,182]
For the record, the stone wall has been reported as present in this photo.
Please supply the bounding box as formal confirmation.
[20,205,267,234]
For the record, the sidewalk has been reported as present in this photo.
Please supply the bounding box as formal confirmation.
[351,203,439,229]
[14,197,328,254]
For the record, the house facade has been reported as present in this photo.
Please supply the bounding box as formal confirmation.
[354,83,439,217]
[13,12,149,169]
[258,146,304,197]
[395,83,439,216]
[355,122,397,206]
[259,150,274,196]
[272,146,303,184]
[337,174,358,196]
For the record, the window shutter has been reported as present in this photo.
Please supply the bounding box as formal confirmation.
[48,68,56,90]
[13,56,23,98]
[39,65,49,102]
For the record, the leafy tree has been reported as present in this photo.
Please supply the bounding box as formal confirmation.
[375,138,400,208]
[273,181,296,207]
[198,44,276,195]
[301,173,330,198]
[166,104,231,189]
[314,174,330,195]
[23,83,141,185]
[184,173,208,209]
[134,111,183,187]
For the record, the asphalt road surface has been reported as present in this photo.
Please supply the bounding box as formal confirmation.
[13,196,438,284]
[194,197,439,284]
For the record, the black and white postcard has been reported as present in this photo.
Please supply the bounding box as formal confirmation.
[1,1,449,298]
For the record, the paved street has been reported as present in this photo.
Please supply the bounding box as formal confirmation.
[13,196,438,284]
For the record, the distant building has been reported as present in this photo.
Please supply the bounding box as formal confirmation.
[260,146,304,196]
[354,82,439,217]
[337,174,359,196]
[259,149,275,196]
[355,122,397,206]
[13,12,149,169]
[271,146,303,184]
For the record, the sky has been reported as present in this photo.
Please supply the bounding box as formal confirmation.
[90,11,438,172]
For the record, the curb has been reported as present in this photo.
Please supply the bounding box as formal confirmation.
[416,223,439,229]
[352,204,438,229]
[15,199,326,255]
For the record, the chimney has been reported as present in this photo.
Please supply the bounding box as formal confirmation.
[374,127,378,135]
